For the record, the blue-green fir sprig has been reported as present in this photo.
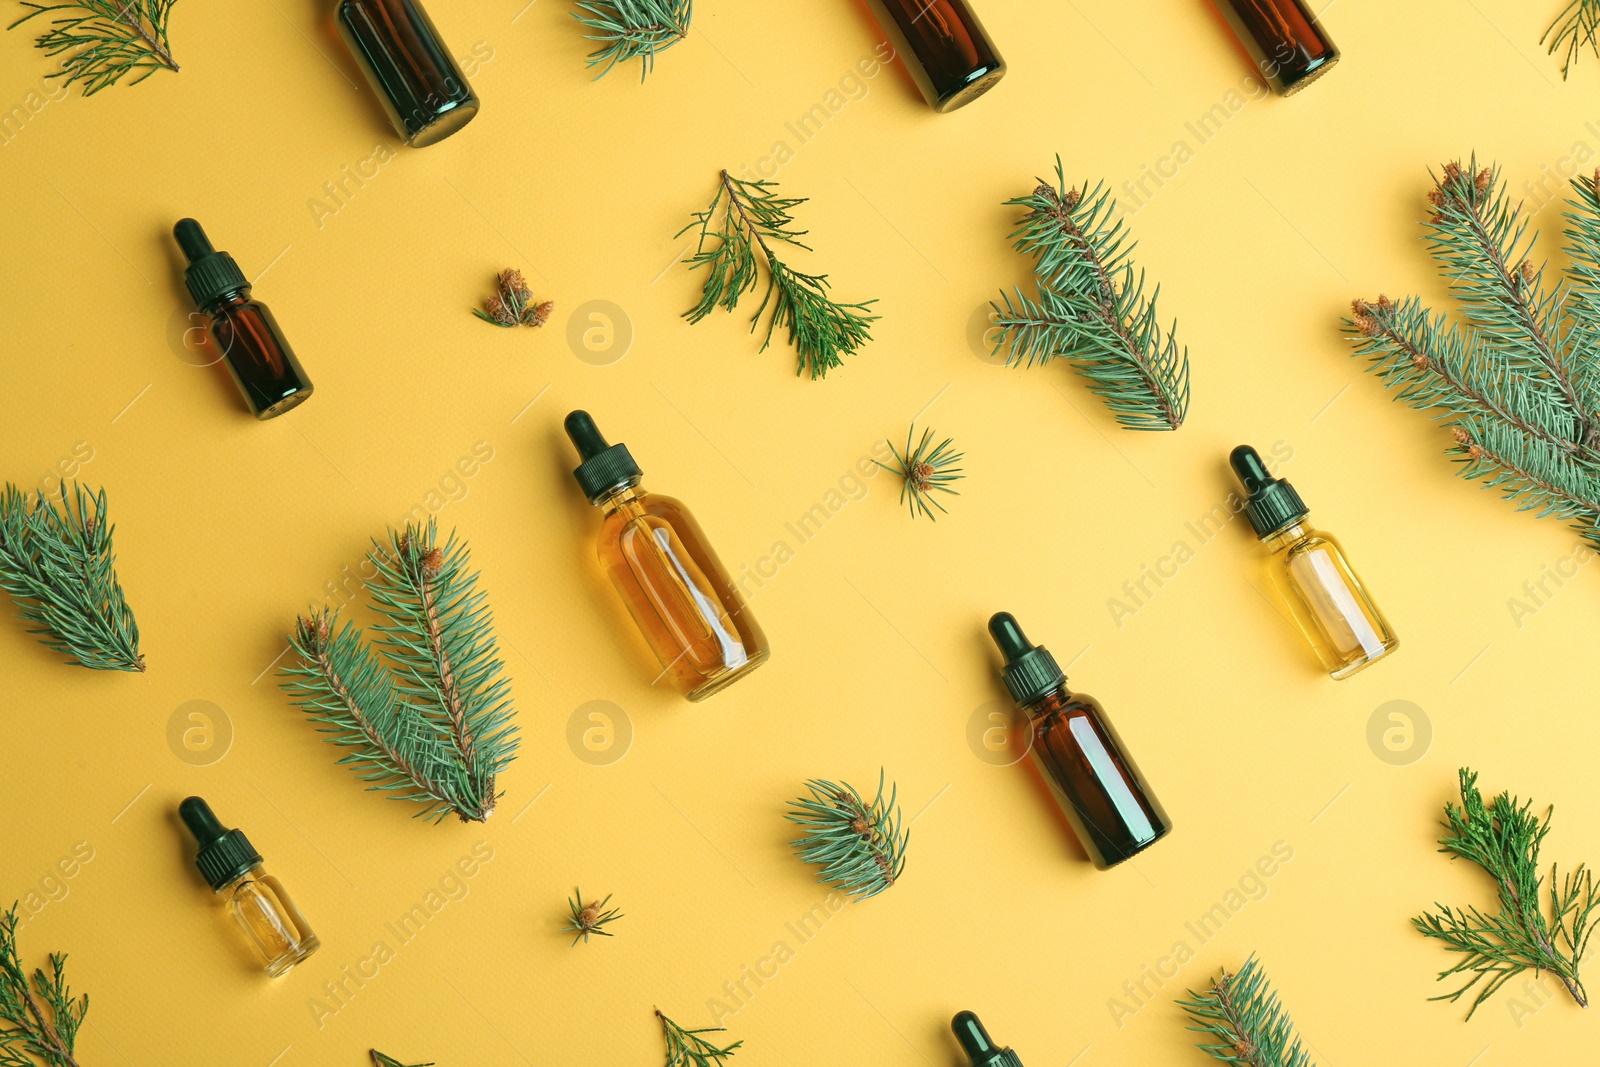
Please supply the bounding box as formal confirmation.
[280,520,519,824]
[1543,0,1600,78]
[0,481,143,672]
[787,771,907,901]
[8,0,180,95]
[991,156,1190,431]
[564,889,624,945]
[1176,956,1316,1067]
[876,424,964,520]
[573,0,691,81]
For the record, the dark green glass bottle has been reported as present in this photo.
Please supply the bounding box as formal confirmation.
[864,0,1005,112]
[336,0,479,146]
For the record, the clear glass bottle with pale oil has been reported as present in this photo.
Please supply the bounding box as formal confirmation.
[565,411,769,701]
[1230,445,1397,678]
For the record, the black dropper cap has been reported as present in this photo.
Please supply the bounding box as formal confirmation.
[564,410,642,504]
[179,796,263,891]
[953,1011,1023,1067]
[1229,445,1308,538]
[988,612,1065,706]
[174,219,249,310]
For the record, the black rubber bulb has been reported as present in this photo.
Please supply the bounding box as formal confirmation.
[1229,444,1273,494]
[179,796,227,847]
[953,1011,996,1057]
[987,612,1033,663]
[564,410,610,461]
[173,218,215,265]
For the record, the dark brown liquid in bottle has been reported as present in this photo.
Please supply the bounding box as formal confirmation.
[210,293,314,419]
[336,0,478,146]
[1214,0,1338,95]
[864,0,1005,112]
[1024,688,1171,868]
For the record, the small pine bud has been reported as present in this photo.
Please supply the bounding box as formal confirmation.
[850,815,872,837]
[1441,161,1463,182]
[484,295,515,326]
[1377,294,1393,311]
[524,299,555,328]
[499,269,532,302]
[1061,188,1082,210]
[421,548,444,579]
[1475,167,1492,195]
[1519,260,1536,287]
[1353,314,1380,337]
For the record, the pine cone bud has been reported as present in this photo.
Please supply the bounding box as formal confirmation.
[525,299,555,328]
[1475,167,1492,195]
[421,548,444,579]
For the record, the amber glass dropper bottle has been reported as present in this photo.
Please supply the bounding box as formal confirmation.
[864,0,1005,112]
[564,410,770,701]
[953,1011,1023,1067]
[174,219,314,419]
[336,0,479,146]
[987,612,1171,869]
[179,797,319,976]
[1213,0,1338,95]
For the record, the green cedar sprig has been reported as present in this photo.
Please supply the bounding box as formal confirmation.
[787,770,908,901]
[991,156,1191,431]
[679,170,877,380]
[0,482,143,672]
[875,424,964,520]
[1346,158,1600,551]
[8,0,179,95]
[564,889,624,945]
[1413,767,1597,1018]
[1176,956,1316,1067]
[1543,0,1600,78]
[0,903,88,1067]
[656,1009,739,1067]
[573,0,690,81]
[280,519,520,824]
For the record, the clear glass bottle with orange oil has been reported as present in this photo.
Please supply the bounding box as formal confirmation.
[1230,445,1397,678]
[564,411,769,700]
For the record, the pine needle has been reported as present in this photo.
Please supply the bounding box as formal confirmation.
[1413,767,1598,1019]
[991,156,1191,431]
[0,482,143,672]
[0,903,88,1067]
[370,1053,433,1067]
[280,519,520,824]
[656,1009,740,1067]
[875,424,964,520]
[786,770,908,901]
[679,170,877,380]
[8,0,179,95]
[1543,0,1600,78]
[1177,956,1316,1067]
[564,888,624,945]
[573,0,690,81]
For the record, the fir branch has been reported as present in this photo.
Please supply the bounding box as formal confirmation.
[786,770,908,901]
[656,1009,739,1067]
[279,520,520,824]
[0,482,143,672]
[573,0,690,81]
[0,903,87,1067]
[1543,0,1600,78]
[1414,767,1599,1019]
[564,888,623,945]
[875,424,964,520]
[679,170,877,380]
[473,269,553,329]
[991,157,1190,431]
[370,1053,432,1067]
[1177,956,1315,1067]
[8,0,179,95]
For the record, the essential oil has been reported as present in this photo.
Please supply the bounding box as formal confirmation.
[1230,445,1397,678]
[336,0,479,146]
[174,219,313,419]
[179,797,319,976]
[987,613,1171,868]
[864,0,1005,112]
[1213,0,1338,95]
[564,410,769,701]
[953,1011,1023,1067]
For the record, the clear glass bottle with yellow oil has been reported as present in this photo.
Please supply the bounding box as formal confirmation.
[564,410,769,701]
[1230,445,1397,678]
[180,797,319,976]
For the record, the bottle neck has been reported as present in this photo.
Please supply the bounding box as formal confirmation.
[596,482,644,514]
[1262,520,1310,551]
[216,860,264,892]
[202,286,252,314]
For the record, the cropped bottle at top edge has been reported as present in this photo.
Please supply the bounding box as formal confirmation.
[1213,0,1338,95]
[1230,445,1397,678]
[336,0,479,146]
[987,613,1171,869]
[179,797,319,976]
[863,0,1005,112]
[174,219,313,419]
[564,410,769,701]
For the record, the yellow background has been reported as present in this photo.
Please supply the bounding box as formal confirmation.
[2,0,1599,1063]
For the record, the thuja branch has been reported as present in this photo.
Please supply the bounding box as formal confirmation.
[0,482,143,672]
[656,1009,739,1067]
[1414,768,1598,1019]
[8,0,179,95]
[992,156,1191,431]
[787,770,908,900]
[573,0,691,81]
[1176,956,1316,1067]
[679,170,877,380]
[0,903,88,1067]
[280,519,520,824]
[1346,158,1600,551]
